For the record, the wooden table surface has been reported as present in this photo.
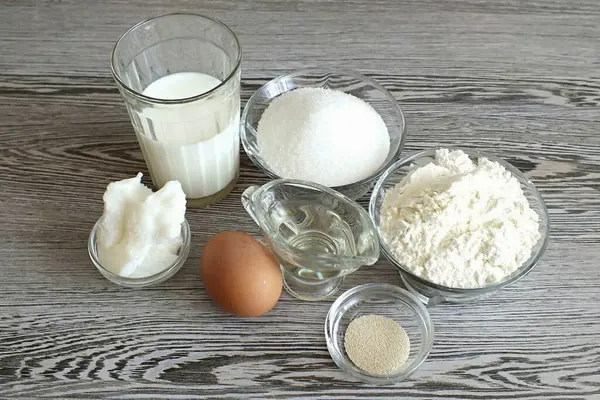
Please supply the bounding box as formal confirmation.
[2,1,599,399]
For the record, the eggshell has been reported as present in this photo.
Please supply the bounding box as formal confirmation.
[201,231,282,317]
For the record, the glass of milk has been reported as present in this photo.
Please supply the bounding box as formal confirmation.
[110,13,241,207]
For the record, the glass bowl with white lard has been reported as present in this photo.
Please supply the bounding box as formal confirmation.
[88,219,191,288]
[369,148,550,305]
[88,173,192,288]
[240,68,406,200]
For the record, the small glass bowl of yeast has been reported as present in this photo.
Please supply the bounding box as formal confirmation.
[325,283,434,385]
[241,68,406,200]
[88,218,191,288]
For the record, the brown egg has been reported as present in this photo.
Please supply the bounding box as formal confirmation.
[201,231,282,317]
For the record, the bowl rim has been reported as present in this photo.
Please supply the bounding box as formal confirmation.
[324,283,434,384]
[368,147,551,293]
[242,177,380,267]
[240,67,407,190]
[88,217,191,287]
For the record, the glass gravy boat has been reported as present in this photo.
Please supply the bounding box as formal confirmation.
[242,179,380,301]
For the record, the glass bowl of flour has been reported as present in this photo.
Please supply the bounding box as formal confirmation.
[369,148,550,304]
[241,69,406,200]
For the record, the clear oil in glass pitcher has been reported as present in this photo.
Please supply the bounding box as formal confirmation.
[242,179,380,301]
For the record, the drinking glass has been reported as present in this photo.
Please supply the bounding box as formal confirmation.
[110,13,242,207]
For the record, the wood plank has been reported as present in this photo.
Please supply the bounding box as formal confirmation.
[1,0,599,398]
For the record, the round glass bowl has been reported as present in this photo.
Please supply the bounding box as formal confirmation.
[88,218,191,287]
[369,148,550,305]
[325,283,434,384]
[241,68,406,200]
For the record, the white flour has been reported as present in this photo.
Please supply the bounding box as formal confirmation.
[257,87,390,187]
[380,149,541,288]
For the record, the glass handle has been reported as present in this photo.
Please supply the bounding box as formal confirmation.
[241,185,260,225]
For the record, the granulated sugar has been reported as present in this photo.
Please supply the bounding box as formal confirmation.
[344,314,410,375]
[257,87,390,187]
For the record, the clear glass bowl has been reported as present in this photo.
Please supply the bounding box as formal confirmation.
[325,283,434,384]
[369,148,550,305]
[242,178,380,301]
[88,218,191,288]
[240,68,406,200]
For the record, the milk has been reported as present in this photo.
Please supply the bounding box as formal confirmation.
[134,72,240,200]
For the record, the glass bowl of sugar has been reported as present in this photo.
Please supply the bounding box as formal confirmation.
[241,69,406,200]
[369,148,550,305]
[325,283,434,384]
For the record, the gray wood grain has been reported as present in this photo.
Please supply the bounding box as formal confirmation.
[1,0,599,398]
